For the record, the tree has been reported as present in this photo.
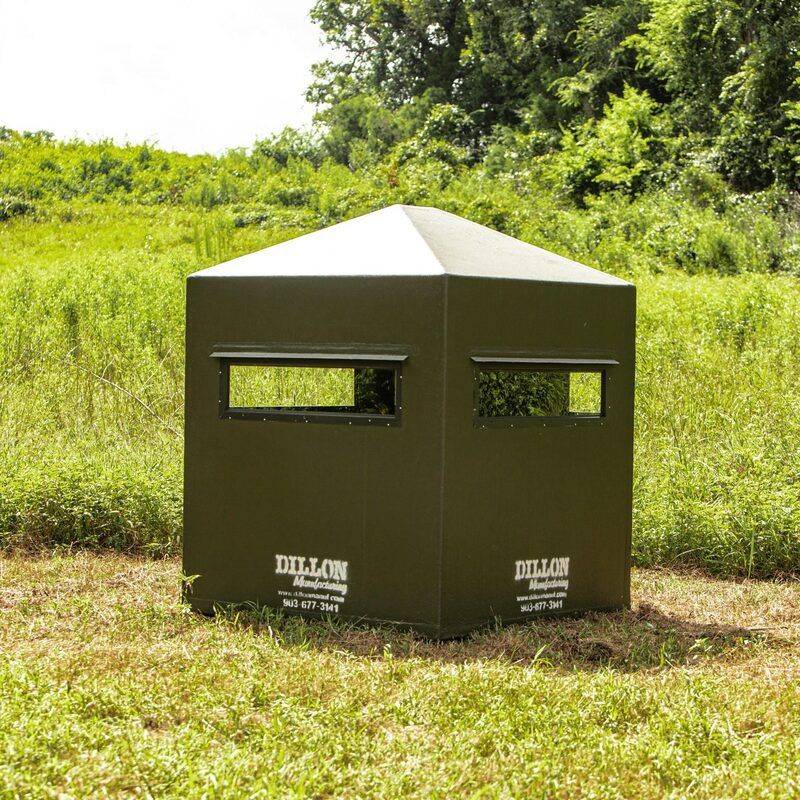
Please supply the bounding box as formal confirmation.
[307,0,800,190]
[630,0,800,189]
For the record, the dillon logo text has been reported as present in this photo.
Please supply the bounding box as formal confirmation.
[275,554,348,582]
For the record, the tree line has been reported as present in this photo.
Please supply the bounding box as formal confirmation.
[308,0,800,196]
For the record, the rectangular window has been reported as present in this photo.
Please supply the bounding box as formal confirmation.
[215,352,404,424]
[568,371,602,415]
[473,358,612,423]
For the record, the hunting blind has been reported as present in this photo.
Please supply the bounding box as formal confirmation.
[183,204,635,637]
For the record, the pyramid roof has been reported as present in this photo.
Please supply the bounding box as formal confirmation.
[192,204,629,286]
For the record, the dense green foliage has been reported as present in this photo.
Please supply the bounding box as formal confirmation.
[477,371,571,417]
[309,0,800,193]
[2,127,800,275]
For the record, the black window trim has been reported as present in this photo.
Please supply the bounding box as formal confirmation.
[471,356,617,428]
[212,351,406,426]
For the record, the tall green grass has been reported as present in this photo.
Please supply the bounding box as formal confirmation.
[635,273,800,574]
[0,207,290,554]
[1,204,799,575]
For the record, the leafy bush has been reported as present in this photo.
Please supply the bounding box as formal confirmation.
[0,195,34,221]
[477,371,569,417]
[0,458,181,554]
[550,86,670,201]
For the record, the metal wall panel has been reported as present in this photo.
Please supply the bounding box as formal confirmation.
[440,277,636,635]
[184,276,446,631]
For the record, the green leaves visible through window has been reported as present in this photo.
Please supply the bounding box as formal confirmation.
[477,369,602,418]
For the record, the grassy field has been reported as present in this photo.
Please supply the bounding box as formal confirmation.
[2,178,800,798]
[1,205,800,574]
[1,553,798,798]
[5,24,800,795]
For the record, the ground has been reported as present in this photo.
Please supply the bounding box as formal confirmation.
[1,554,798,798]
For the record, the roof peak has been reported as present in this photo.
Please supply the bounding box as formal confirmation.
[190,204,630,287]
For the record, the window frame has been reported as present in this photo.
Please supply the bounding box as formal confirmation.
[471,356,617,428]
[213,351,405,426]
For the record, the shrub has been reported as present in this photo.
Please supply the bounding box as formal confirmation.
[0,195,34,221]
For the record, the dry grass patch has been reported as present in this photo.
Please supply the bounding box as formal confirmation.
[1,554,799,798]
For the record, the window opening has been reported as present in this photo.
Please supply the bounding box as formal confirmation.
[228,364,395,414]
[475,364,606,420]
[215,353,404,424]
